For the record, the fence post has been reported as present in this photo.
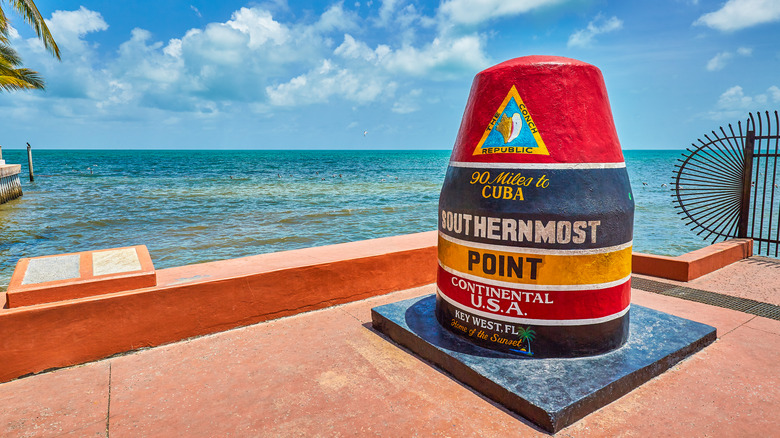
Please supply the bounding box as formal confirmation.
[738,130,755,238]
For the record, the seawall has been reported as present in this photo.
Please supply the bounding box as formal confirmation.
[0,164,23,204]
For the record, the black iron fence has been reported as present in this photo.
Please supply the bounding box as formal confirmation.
[673,110,780,257]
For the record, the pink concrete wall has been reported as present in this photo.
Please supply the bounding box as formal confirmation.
[633,239,753,281]
[0,232,437,383]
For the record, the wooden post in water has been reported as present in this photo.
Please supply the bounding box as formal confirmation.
[0,143,4,162]
[26,142,34,182]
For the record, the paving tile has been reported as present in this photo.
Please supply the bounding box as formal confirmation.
[339,284,434,323]
[43,422,105,438]
[635,257,780,306]
[745,316,780,336]
[92,248,141,276]
[0,362,109,438]
[631,289,755,336]
[689,257,780,305]
[22,255,80,285]
[559,324,780,437]
[106,294,548,437]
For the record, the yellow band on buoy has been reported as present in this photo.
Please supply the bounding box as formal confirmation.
[438,235,631,286]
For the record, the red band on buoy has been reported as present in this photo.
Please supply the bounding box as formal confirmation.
[437,266,630,324]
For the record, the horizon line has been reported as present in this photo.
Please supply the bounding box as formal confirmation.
[0,147,687,151]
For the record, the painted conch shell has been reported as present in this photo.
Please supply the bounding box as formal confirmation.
[496,113,523,144]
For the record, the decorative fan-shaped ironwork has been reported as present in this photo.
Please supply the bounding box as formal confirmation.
[673,111,780,257]
[672,121,748,242]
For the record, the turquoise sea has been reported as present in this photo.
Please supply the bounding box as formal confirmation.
[0,149,705,291]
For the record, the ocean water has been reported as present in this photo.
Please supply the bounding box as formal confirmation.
[0,149,705,291]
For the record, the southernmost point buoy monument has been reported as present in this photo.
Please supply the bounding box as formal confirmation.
[372,56,718,432]
[435,56,633,358]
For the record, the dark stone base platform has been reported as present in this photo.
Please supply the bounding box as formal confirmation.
[371,294,716,433]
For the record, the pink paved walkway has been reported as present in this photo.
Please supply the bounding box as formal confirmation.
[1,262,779,436]
[635,255,780,305]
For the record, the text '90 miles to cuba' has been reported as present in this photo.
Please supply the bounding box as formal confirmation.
[469,170,549,201]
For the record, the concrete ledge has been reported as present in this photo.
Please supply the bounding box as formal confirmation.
[0,164,21,178]
[0,231,438,383]
[632,239,753,282]
[7,246,156,308]
[0,165,23,204]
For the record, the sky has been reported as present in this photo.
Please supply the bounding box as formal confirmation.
[1,0,779,150]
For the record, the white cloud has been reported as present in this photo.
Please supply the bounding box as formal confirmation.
[706,47,752,71]
[377,0,401,26]
[19,7,110,101]
[567,14,623,48]
[439,0,566,26]
[382,34,489,78]
[96,80,134,108]
[225,7,290,48]
[706,52,733,71]
[163,38,183,58]
[10,4,490,125]
[370,0,434,48]
[770,86,780,102]
[265,59,395,106]
[718,86,758,108]
[334,34,390,62]
[183,24,250,66]
[8,25,20,40]
[44,6,108,53]
[707,85,780,119]
[695,0,780,32]
[392,88,422,113]
[312,4,359,33]
[268,30,487,107]
[375,0,433,35]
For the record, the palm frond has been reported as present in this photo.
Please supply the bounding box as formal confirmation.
[8,0,60,59]
[0,63,44,90]
[0,42,22,66]
[0,8,8,37]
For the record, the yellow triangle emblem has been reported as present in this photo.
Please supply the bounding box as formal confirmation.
[473,86,549,156]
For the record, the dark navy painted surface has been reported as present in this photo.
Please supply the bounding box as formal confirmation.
[371,294,716,432]
[439,167,634,249]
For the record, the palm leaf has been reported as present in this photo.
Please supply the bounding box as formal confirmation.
[0,63,44,90]
[0,6,8,37]
[8,0,60,59]
[0,42,22,66]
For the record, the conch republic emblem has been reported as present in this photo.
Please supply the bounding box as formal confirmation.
[436,56,634,358]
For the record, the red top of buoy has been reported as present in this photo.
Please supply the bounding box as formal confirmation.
[450,56,624,164]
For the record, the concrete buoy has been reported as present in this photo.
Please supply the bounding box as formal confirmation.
[436,56,634,358]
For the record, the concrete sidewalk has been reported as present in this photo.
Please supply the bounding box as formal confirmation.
[1,261,779,437]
